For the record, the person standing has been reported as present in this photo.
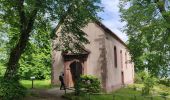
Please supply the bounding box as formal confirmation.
[59,73,65,90]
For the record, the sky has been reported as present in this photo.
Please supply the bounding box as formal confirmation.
[98,0,128,42]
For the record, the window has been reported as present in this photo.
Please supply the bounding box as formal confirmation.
[125,52,127,68]
[120,50,123,69]
[114,46,117,68]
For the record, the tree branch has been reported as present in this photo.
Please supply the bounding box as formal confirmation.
[155,0,170,22]
[154,0,170,47]
[52,6,72,39]
[26,0,41,33]
[17,0,27,31]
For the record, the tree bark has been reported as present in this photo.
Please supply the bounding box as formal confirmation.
[4,31,30,79]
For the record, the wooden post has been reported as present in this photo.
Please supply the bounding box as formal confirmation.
[164,97,167,100]
[32,79,34,89]
[30,76,35,89]
[64,87,66,94]
[88,94,90,100]
[113,94,115,100]
[134,95,136,100]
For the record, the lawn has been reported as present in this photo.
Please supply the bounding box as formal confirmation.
[20,80,170,100]
[63,84,170,100]
[20,80,53,89]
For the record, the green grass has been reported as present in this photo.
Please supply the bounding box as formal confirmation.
[63,84,170,100]
[19,80,170,100]
[20,80,53,89]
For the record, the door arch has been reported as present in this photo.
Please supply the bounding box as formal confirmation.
[70,61,83,86]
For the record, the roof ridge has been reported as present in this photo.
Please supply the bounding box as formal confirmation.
[95,21,127,48]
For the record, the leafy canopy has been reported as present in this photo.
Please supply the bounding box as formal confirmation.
[0,0,102,78]
[120,0,170,77]
[18,28,51,80]
[0,0,102,53]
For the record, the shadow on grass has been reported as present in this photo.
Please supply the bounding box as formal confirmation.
[63,87,170,100]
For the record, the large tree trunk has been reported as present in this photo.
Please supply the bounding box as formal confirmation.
[4,31,30,80]
[4,0,39,80]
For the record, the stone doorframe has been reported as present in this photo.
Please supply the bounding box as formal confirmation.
[62,53,89,88]
[64,59,87,87]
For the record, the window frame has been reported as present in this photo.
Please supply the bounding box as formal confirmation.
[114,46,117,68]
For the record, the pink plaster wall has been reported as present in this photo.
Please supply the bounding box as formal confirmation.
[82,23,134,92]
[104,32,134,92]
[51,51,64,85]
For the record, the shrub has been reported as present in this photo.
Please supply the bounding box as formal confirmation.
[75,75,101,95]
[134,73,142,83]
[0,78,27,100]
[160,91,169,97]
[141,73,157,95]
[0,65,5,77]
[158,79,170,87]
[134,71,148,83]
[18,64,51,80]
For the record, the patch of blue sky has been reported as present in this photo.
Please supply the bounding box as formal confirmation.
[98,0,128,42]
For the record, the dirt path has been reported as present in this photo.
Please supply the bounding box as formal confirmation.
[24,88,72,100]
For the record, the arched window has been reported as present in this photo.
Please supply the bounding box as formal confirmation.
[114,46,117,68]
[125,52,127,68]
[120,50,123,69]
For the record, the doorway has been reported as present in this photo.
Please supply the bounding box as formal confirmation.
[121,71,124,85]
[70,61,83,86]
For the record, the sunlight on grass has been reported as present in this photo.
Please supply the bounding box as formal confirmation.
[20,80,52,89]
[114,87,141,95]
[63,85,170,100]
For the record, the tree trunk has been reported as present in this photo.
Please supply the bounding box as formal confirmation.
[3,0,39,80]
[4,31,30,80]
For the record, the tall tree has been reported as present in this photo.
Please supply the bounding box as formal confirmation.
[18,25,52,80]
[0,0,102,80]
[120,0,170,77]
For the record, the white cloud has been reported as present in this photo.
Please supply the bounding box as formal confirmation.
[99,0,128,42]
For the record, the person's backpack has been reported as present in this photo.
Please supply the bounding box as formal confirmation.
[59,75,63,81]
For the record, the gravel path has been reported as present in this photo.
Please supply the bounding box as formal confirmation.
[24,88,72,100]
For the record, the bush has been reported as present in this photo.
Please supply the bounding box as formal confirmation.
[158,79,170,87]
[160,91,169,97]
[0,65,5,77]
[134,71,148,83]
[18,50,51,80]
[0,78,27,100]
[18,64,51,80]
[141,73,157,95]
[75,75,101,95]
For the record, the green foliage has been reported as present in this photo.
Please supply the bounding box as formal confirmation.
[0,79,26,100]
[0,65,5,77]
[0,26,52,80]
[63,86,170,100]
[134,71,148,83]
[141,72,157,95]
[0,0,102,98]
[0,27,8,75]
[75,75,101,95]
[0,0,102,57]
[120,0,170,77]
[18,42,51,80]
[19,63,50,80]
[17,21,51,80]
[134,71,158,95]
[160,91,169,98]
[0,0,102,78]
[158,78,170,87]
